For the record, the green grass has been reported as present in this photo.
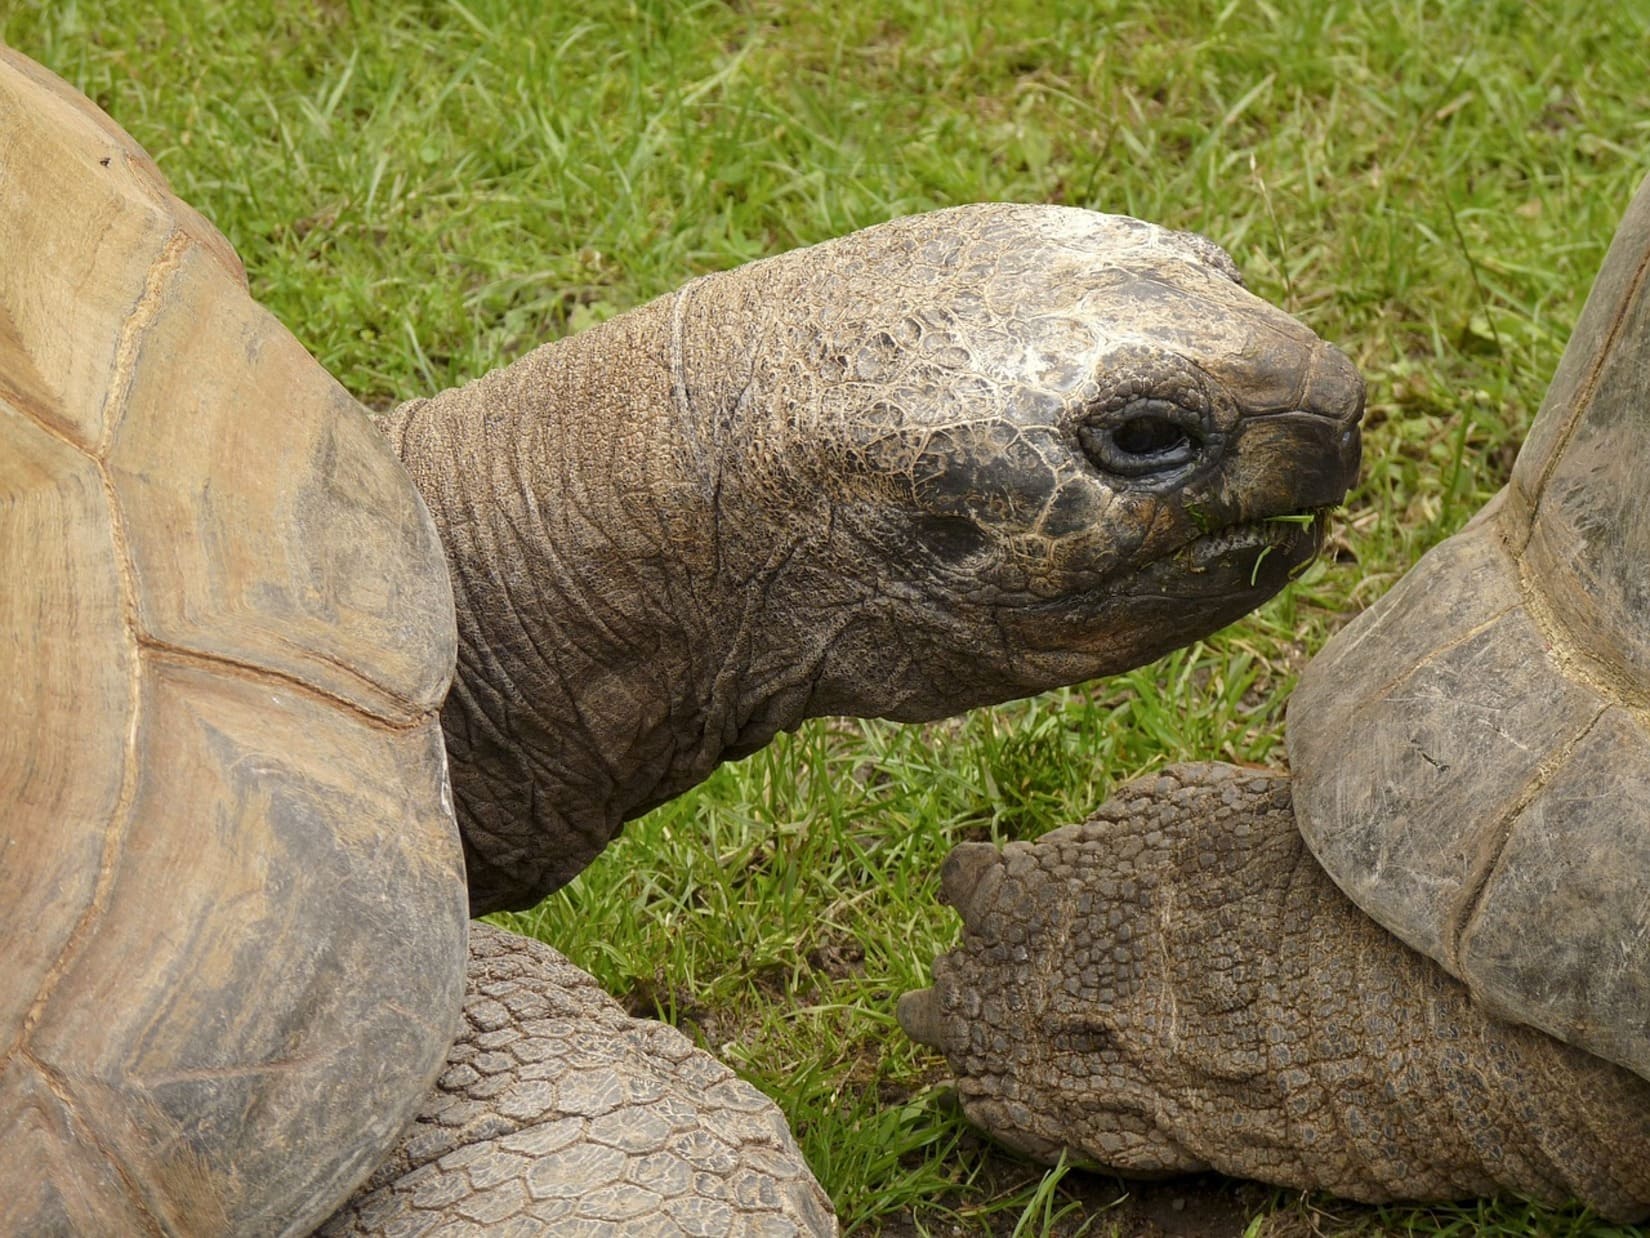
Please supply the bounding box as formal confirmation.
[8,0,1650,1232]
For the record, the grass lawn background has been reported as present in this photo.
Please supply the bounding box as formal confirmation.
[7,1,1648,1232]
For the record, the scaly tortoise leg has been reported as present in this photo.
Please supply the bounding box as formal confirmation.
[899,762,1650,1222]
[323,923,835,1237]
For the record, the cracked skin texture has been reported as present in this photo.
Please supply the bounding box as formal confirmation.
[898,765,1650,1221]
[322,924,832,1237]
[901,176,1650,1221]
[385,204,1363,915]
[342,206,1357,1232]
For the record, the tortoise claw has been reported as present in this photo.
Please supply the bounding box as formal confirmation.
[938,840,1004,927]
[896,987,944,1049]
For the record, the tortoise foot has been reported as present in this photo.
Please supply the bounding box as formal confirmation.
[901,762,1650,1221]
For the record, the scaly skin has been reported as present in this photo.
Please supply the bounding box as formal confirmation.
[323,925,831,1237]
[341,207,1361,1233]
[384,204,1363,914]
[898,763,1650,1221]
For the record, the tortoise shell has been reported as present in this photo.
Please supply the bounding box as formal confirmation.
[1290,173,1650,1082]
[0,48,466,1233]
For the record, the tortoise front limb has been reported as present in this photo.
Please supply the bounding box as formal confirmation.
[899,763,1650,1221]
[323,923,835,1236]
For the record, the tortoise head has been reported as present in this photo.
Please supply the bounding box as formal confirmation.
[676,203,1364,724]
[394,202,1364,909]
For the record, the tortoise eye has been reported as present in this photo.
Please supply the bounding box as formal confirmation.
[1079,398,1207,479]
[1112,416,1192,460]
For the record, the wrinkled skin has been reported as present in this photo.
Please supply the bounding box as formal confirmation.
[324,205,1363,1235]
[898,179,1650,1224]
[385,204,1362,913]
[898,764,1650,1222]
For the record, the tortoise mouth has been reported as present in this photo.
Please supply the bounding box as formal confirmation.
[966,504,1335,705]
[1173,506,1329,581]
[1117,505,1332,602]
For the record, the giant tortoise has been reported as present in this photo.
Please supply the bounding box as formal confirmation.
[901,174,1650,1220]
[0,46,1362,1234]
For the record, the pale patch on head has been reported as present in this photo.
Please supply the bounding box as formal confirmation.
[1004,204,1244,286]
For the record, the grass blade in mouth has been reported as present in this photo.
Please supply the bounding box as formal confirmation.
[1250,507,1336,585]
[1250,544,1274,585]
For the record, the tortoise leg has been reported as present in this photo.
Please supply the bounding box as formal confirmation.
[321,922,835,1236]
[898,762,1650,1221]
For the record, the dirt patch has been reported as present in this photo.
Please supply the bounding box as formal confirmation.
[806,937,867,982]
[869,1150,1274,1237]
[864,1138,1448,1237]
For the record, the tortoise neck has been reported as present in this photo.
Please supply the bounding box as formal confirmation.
[382,300,818,913]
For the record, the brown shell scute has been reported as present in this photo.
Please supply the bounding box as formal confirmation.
[1,48,466,1234]
[1290,173,1650,1082]
[1512,218,1650,694]
[0,415,133,1073]
[106,238,456,720]
[0,48,240,450]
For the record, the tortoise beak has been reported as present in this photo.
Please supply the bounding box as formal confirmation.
[1302,338,1365,502]
[1230,340,1365,519]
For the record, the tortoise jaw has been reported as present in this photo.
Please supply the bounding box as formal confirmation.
[973,506,1331,693]
[1170,506,1331,586]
